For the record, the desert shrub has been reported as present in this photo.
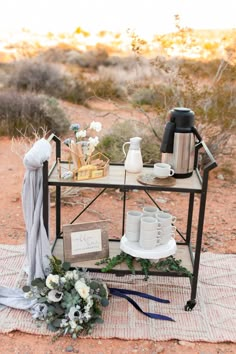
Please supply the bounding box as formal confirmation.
[87,78,126,100]
[0,90,70,137]
[201,84,236,128]
[8,60,69,97]
[97,120,162,164]
[74,49,109,69]
[131,87,156,105]
[8,59,89,104]
[61,79,88,104]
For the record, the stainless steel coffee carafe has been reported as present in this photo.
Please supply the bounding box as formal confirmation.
[160,107,201,178]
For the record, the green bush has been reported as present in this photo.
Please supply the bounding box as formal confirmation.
[97,120,161,164]
[0,90,70,137]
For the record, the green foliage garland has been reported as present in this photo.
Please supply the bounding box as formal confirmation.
[96,252,192,280]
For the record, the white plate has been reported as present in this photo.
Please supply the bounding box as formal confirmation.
[120,235,177,260]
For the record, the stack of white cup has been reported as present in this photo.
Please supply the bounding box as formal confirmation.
[125,206,176,249]
[156,211,176,245]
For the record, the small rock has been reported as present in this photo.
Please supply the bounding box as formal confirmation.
[65,346,74,352]
[217,173,224,180]
[156,197,167,204]
[178,340,195,348]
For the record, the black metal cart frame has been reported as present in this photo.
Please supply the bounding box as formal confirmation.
[43,134,217,311]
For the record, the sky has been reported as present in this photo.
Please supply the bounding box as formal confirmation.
[0,0,235,38]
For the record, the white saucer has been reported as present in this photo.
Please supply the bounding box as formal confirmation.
[120,235,177,260]
[154,175,169,179]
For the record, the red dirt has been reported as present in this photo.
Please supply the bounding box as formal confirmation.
[0,100,236,353]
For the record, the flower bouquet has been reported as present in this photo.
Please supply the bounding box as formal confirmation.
[62,121,109,180]
[23,257,109,340]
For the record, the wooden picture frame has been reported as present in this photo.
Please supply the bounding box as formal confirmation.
[62,220,109,263]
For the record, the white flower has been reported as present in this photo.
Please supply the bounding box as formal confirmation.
[46,274,60,289]
[60,277,66,284]
[68,305,81,321]
[65,271,74,280]
[75,280,90,299]
[76,130,87,139]
[30,303,48,320]
[90,121,102,132]
[86,295,94,308]
[47,289,63,302]
[73,269,79,281]
[88,136,99,147]
[60,319,68,328]
[69,320,77,329]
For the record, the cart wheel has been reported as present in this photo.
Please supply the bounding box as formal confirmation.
[184,300,196,311]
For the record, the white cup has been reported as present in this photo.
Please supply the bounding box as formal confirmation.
[125,210,143,242]
[139,216,161,249]
[142,205,158,217]
[156,211,176,227]
[157,225,176,245]
[140,216,158,231]
[154,163,174,179]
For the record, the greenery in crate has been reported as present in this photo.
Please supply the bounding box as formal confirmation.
[95,252,192,280]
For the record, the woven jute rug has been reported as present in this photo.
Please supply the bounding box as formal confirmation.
[0,244,236,342]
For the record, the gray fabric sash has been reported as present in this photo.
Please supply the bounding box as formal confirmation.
[22,138,52,284]
[0,138,52,310]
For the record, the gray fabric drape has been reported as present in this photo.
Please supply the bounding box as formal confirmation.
[22,138,52,284]
[0,287,37,311]
[0,138,52,310]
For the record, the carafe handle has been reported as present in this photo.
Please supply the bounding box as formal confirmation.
[122,142,130,157]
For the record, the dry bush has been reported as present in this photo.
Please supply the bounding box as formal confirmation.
[8,60,69,97]
[0,90,70,137]
[7,59,89,105]
[86,78,126,100]
[98,120,162,164]
[71,48,109,69]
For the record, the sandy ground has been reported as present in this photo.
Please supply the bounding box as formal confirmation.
[0,100,236,353]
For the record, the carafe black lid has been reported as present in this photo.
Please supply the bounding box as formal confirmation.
[169,107,195,131]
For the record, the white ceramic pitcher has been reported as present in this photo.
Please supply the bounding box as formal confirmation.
[122,137,143,173]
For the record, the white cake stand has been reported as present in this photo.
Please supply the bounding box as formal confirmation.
[120,235,177,260]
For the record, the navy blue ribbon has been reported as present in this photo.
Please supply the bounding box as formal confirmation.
[109,287,175,322]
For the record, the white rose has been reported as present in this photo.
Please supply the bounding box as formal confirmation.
[88,136,99,147]
[76,130,87,139]
[89,121,102,132]
[75,280,90,299]
[46,274,60,289]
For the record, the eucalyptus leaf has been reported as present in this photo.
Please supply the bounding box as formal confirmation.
[47,323,58,332]
[22,285,31,293]
[101,297,109,307]
[31,278,45,287]
[90,281,99,290]
[62,262,71,271]
[52,318,62,328]
[94,317,104,324]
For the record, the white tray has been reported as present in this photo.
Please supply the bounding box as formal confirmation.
[120,235,177,260]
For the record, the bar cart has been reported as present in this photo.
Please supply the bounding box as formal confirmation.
[43,134,217,311]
